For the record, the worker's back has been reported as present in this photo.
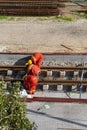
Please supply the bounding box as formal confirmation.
[27,64,40,76]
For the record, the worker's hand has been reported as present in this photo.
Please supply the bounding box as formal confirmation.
[23,74,27,80]
[25,60,32,66]
[25,62,29,66]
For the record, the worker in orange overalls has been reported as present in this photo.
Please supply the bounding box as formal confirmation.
[27,63,40,76]
[26,52,44,68]
[24,75,38,94]
[24,60,40,94]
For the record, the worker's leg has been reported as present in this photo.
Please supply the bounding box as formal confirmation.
[20,81,26,91]
[29,76,38,94]
[24,76,29,90]
[29,85,36,94]
[16,70,26,79]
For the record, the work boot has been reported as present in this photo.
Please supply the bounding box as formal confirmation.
[29,90,35,94]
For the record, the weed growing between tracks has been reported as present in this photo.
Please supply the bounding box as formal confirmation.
[55,15,73,22]
[0,81,37,130]
[76,13,87,19]
[0,14,86,22]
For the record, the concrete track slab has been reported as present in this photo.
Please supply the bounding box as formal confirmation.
[26,91,87,130]
[27,102,87,130]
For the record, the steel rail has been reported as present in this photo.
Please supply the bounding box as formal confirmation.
[1,78,87,85]
[25,97,87,103]
[0,3,86,8]
[57,128,86,130]
[0,0,84,2]
[39,80,87,86]
[41,66,87,71]
[0,65,25,70]
[0,52,87,55]
[0,1,87,4]
[0,0,71,2]
[0,65,87,71]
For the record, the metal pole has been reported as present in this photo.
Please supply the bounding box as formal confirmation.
[79,62,84,98]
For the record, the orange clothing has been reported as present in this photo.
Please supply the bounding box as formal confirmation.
[27,64,40,76]
[24,75,38,94]
[31,52,44,67]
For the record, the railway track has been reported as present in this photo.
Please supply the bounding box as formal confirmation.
[0,65,87,89]
[1,53,87,83]
[1,65,87,70]
[58,128,85,130]
[0,52,87,103]
[0,0,87,15]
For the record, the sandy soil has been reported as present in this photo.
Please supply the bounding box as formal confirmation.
[0,18,87,53]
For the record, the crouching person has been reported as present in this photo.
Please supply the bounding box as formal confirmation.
[23,59,40,94]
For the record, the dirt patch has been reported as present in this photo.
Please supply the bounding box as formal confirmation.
[0,18,87,53]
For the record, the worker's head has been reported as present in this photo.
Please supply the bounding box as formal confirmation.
[25,60,32,66]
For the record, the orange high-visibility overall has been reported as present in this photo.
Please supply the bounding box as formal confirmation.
[24,75,38,94]
[31,52,44,67]
[27,64,40,76]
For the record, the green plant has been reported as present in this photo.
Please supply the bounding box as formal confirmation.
[77,13,87,19]
[56,15,73,22]
[0,15,8,20]
[0,81,36,130]
[0,15,20,21]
